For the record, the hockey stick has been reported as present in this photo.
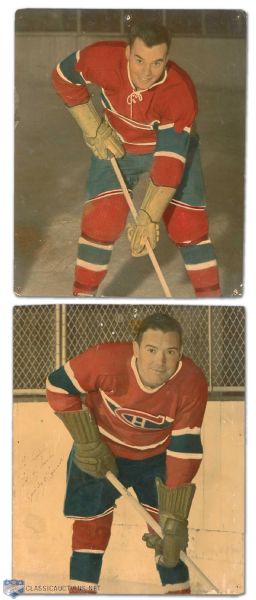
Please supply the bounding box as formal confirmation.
[106,470,219,594]
[110,156,172,298]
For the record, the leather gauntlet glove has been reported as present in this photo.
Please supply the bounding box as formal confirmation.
[68,99,124,160]
[127,181,174,256]
[127,210,160,256]
[55,409,118,478]
[156,478,196,567]
[142,478,195,568]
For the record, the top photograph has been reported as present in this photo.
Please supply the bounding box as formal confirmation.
[14,8,246,298]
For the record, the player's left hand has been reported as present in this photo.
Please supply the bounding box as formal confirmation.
[142,532,162,553]
[159,516,188,567]
[142,520,188,568]
[127,210,160,256]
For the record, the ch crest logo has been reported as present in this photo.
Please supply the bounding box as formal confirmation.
[101,391,173,430]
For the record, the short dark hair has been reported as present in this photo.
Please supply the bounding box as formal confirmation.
[135,313,182,345]
[128,21,171,50]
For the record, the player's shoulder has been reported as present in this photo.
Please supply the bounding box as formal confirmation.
[164,60,196,98]
[180,355,207,385]
[79,40,126,62]
[166,60,194,84]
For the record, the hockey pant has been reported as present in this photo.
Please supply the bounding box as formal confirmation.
[64,451,191,594]
[73,137,220,297]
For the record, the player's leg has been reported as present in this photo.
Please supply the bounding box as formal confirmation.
[164,135,221,297]
[125,454,191,594]
[73,156,129,295]
[73,153,152,296]
[69,511,114,594]
[64,450,119,593]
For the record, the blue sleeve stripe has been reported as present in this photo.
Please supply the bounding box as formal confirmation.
[168,433,203,454]
[48,366,81,395]
[156,127,190,157]
[59,52,85,85]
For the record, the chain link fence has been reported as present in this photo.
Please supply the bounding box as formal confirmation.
[13,304,245,395]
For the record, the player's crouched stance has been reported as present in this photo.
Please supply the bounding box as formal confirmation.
[46,313,208,593]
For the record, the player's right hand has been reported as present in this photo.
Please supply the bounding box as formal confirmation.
[85,120,125,160]
[74,440,118,478]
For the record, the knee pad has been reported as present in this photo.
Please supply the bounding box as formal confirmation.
[72,511,114,552]
[163,201,209,246]
[81,191,129,243]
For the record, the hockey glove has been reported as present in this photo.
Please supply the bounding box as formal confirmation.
[68,99,124,160]
[143,478,195,568]
[55,408,118,478]
[127,181,174,256]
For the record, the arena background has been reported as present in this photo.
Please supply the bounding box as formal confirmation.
[14,8,246,298]
[13,304,245,594]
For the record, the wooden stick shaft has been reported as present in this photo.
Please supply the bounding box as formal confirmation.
[106,471,219,593]
[110,157,172,298]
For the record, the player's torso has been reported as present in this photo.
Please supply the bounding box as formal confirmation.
[80,42,193,151]
[85,344,186,458]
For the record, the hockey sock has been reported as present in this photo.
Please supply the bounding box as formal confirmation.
[73,236,113,295]
[156,559,190,594]
[70,550,103,590]
[178,238,221,297]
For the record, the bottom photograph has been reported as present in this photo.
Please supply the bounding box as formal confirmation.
[13,304,244,595]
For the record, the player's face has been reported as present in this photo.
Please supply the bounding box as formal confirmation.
[133,328,182,388]
[126,37,168,90]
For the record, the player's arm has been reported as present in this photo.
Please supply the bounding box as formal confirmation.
[46,351,117,478]
[165,374,208,487]
[128,85,196,256]
[143,373,207,567]
[52,46,124,160]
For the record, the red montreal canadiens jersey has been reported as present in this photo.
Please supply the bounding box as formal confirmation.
[47,342,207,486]
[52,41,198,188]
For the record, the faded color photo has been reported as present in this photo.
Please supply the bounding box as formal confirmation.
[15,9,246,298]
[13,304,244,594]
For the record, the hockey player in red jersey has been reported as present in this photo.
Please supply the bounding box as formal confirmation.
[46,312,208,593]
[52,20,221,298]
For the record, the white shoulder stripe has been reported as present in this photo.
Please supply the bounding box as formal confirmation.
[56,64,77,85]
[64,361,86,393]
[46,377,69,395]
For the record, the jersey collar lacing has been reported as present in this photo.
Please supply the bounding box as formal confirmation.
[126,61,167,118]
